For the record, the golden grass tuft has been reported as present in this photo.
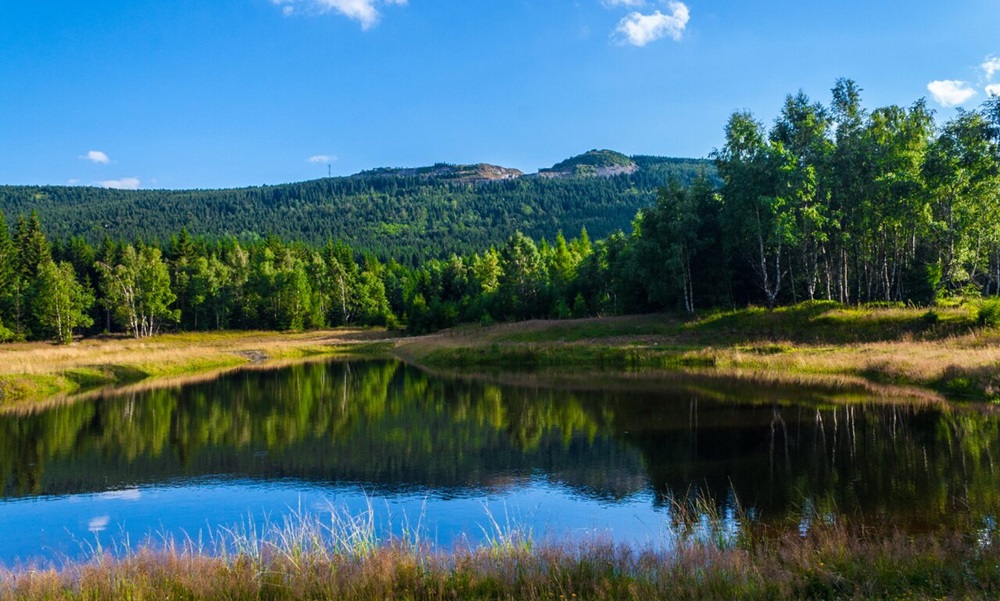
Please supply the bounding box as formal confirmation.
[2,504,998,600]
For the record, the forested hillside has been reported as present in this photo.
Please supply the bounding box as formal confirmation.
[0,152,711,263]
[2,80,998,345]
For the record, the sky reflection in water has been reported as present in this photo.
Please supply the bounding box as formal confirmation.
[0,359,996,563]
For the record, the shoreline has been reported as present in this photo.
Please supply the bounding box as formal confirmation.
[394,304,1000,404]
[3,302,1000,410]
[0,329,395,410]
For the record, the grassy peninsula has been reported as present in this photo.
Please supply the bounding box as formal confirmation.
[0,328,394,409]
[397,300,1000,403]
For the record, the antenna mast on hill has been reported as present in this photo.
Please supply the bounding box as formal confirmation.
[328,164,331,178]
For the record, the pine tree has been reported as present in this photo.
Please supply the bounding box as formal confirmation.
[0,210,15,338]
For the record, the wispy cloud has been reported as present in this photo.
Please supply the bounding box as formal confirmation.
[614,1,689,47]
[927,80,977,107]
[308,154,337,163]
[602,0,645,7]
[982,56,1000,81]
[96,177,141,190]
[79,150,111,164]
[272,0,408,30]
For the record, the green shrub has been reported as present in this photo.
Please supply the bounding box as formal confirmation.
[978,298,1000,327]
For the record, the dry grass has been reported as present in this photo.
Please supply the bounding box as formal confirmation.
[1,504,997,600]
[691,337,1000,397]
[394,304,1000,403]
[0,329,396,409]
[5,303,999,407]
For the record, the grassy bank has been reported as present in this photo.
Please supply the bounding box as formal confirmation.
[0,329,395,409]
[2,508,997,600]
[395,301,1000,402]
[5,301,1000,408]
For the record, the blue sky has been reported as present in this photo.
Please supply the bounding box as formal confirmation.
[1,0,998,189]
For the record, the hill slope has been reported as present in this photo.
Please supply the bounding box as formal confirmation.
[0,152,714,261]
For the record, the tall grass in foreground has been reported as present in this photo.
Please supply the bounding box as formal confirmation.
[2,500,999,600]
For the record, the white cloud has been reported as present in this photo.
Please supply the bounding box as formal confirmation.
[96,177,141,190]
[614,1,689,47]
[602,0,645,7]
[987,84,1000,97]
[272,0,407,29]
[927,80,977,107]
[982,56,1000,81]
[80,150,111,164]
[308,154,337,163]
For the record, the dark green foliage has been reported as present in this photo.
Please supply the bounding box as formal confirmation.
[4,83,1000,341]
[0,211,15,339]
[0,156,714,263]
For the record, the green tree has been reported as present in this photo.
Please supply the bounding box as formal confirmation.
[863,101,934,301]
[12,210,52,338]
[641,179,703,314]
[715,111,789,308]
[323,241,360,326]
[546,232,578,315]
[828,78,869,303]
[771,91,834,301]
[273,249,313,331]
[981,96,1000,295]
[33,260,94,344]
[13,210,50,280]
[924,108,1000,294]
[497,232,545,320]
[221,240,252,329]
[355,270,395,327]
[97,243,178,338]
[169,227,199,329]
[0,210,15,339]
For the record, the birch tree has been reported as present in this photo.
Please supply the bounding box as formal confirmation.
[33,260,93,344]
[716,111,789,309]
[97,243,178,338]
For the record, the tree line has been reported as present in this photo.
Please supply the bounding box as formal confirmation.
[0,156,710,263]
[1,80,998,343]
[713,79,1000,308]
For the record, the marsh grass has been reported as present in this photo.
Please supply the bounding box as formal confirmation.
[399,302,1000,402]
[3,498,999,600]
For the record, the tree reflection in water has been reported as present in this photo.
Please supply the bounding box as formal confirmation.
[1,359,999,532]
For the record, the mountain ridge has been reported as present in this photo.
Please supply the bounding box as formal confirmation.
[0,151,715,262]
[352,150,654,184]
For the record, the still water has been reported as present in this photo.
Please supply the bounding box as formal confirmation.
[1,359,998,564]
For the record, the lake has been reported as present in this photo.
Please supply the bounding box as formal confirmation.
[1,358,997,565]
